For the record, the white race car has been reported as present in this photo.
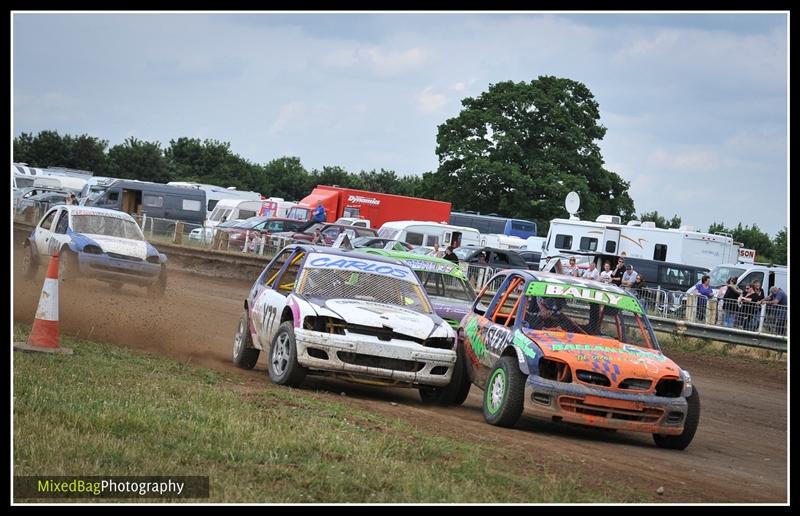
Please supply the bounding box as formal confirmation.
[233,244,463,398]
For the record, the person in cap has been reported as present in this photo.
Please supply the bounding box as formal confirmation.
[621,263,638,288]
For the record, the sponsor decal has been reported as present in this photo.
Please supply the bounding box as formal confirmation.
[347,195,381,206]
[403,259,458,276]
[549,343,667,362]
[513,330,537,359]
[465,317,485,358]
[525,281,642,314]
[485,325,511,353]
[307,254,411,280]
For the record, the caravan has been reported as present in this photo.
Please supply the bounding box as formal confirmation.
[377,221,480,248]
[86,179,206,227]
[167,182,262,218]
[542,215,742,270]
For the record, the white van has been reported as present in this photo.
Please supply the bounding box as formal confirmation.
[479,233,527,250]
[32,175,87,192]
[206,199,267,228]
[377,221,480,248]
[688,263,788,296]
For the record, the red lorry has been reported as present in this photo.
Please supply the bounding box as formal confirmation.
[286,185,451,229]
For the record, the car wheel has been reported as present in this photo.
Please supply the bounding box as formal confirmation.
[58,249,78,282]
[233,310,260,370]
[418,340,471,407]
[482,355,526,427]
[653,386,701,450]
[148,265,167,297]
[267,321,307,387]
[20,244,38,280]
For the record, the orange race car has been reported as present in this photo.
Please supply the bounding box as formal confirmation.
[449,270,700,450]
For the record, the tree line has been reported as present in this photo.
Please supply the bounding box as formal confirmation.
[13,76,786,264]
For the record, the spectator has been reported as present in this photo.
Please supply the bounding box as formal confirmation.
[432,243,443,258]
[760,286,787,335]
[599,262,613,283]
[563,256,580,277]
[312,228,324,245]
[693,274,714,322]
[737,284,763,331]
[634,273,648,311]
[611,257,626,286]
[621,264,638,289]
[583,261,599,281]
[478,252,488,265]
[65,192,77,205]
[721,277,742,328]
[312,201,327,223]
[442,246,459,264]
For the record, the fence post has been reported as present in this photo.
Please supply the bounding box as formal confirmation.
[757,304,766,334]
[259,235,265,255]
[221,231,230,251]
[142,213,147,230]
[685,294,697,323]
[243,231,250,253]
[707,297,718,325]
[173,222,184,244]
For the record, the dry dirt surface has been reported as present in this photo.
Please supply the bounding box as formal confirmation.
[12,264,788,503]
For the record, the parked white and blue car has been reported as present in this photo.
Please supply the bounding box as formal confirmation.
[21,206,167,295]
[233,244,464,401]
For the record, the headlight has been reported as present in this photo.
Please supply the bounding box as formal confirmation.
[83,245,103,254]
[146,255,161,264]
[680,370,693,397]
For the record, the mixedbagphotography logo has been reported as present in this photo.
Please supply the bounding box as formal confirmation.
[14,476,209,499]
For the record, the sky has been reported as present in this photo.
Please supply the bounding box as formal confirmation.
[12,12,789,237]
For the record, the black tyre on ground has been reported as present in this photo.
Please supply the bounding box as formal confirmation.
[232,310,260,370]
[20,244,38,280]
[419,340,471,406]
[148,265,167,297]
[482,355,526,427]
[267,321,307,387]
[653,386,701,450]
[58,249,78,282]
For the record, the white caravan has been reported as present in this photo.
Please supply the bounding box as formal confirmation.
[542,215,742,270]
[167,182,262,218]
[206,199,269,228]
[377,221,480,248]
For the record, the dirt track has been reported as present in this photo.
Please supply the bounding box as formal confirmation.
[12,267,788,502]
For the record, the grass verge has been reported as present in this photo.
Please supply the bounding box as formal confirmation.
[13,324,626,503]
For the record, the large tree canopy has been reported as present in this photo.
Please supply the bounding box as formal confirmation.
[432,76,635,234]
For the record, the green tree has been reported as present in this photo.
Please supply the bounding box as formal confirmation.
[708,222,775,262]
[69,134,108,173]
[638,211,682,229]
[432,76,635,236]
[771,227,787,265]
[13,132,35,164]
[260,156,309,201]
[106,137,169,183]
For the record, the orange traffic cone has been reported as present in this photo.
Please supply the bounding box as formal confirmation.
[14,253,73,355]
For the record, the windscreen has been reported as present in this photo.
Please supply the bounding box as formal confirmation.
[72,214,144,241]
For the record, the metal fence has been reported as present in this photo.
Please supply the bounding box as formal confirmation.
[632,286,787,337]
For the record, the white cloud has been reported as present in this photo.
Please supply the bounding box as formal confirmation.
[323,45,429,76]
[269,102,307,135]
[452,82,466,91]
[415,87,447,114]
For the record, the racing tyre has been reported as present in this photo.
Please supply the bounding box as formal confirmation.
[653,386,701,450]
[20,244,38,280]
[268,321,307,387]
[58,249,78,282]
[483,356,526,427]
[419,340,471,406]
[233,310,260,370]
[148,266,167,297]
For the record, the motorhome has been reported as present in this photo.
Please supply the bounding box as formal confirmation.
[377,221,480,249]
[167,182,262,218]
[542,215,742,270]
[86,179,206,228]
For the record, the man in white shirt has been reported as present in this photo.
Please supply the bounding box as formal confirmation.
[583,261,599,281]
[599,262,613,283]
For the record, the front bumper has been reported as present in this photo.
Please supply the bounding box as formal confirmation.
[78,253,162,286]
[293,328,456,387]
[525,376,688,435]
